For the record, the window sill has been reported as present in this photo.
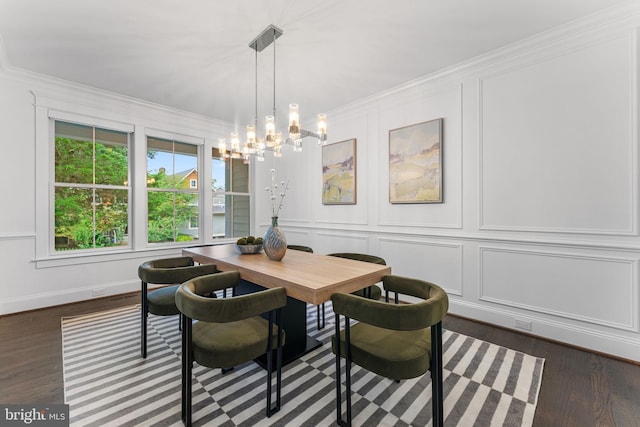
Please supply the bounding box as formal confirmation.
[34,241,234,269]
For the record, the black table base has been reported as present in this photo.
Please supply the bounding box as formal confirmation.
[235,280,323,367]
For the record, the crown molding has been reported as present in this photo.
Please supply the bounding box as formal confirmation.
[328,1,640,117]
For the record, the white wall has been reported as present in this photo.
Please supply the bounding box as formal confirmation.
[254,6,640,361]
[0,68,235,314]
[2,5,640,361]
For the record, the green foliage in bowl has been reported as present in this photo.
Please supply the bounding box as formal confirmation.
[235,236,263,254]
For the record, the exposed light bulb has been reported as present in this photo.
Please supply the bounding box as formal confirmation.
[289,104,300,139]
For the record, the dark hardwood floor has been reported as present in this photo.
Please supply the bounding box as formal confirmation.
[1,294,639,426]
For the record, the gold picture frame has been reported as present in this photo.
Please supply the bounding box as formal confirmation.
[322,138,357,205]
[389,118,443,204]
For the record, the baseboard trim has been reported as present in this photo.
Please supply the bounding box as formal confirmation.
[0,280,139,315]
[446,312,640,367]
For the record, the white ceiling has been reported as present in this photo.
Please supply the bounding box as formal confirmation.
[0,0,630,129]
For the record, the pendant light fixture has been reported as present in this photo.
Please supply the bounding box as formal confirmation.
[218,25,327,163]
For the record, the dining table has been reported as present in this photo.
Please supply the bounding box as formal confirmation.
[182,244,391,364]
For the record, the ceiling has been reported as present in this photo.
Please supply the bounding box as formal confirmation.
[0,0,630,130]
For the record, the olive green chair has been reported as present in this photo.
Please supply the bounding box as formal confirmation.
[321,253,385,330]
[287,245,324,329]
[287,244,314,253]
[176,271,287,426]
[138,256,219,358]
[331,275,449,427]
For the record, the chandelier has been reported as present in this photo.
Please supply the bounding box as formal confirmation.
[218,25,327,163]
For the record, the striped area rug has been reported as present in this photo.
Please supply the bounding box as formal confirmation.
[62,304,544,427]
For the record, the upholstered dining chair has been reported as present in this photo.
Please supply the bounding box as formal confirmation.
[287,244,314,253]
[138,256,219,358]
[331,275,449,427]
[175,271,287,427]
[321,253,385,330]
[286,244,324,329]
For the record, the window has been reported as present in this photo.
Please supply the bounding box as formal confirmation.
[189,179,197,189]
[212,148,250,238]
[147,137,200,243]
[53,121,130,251]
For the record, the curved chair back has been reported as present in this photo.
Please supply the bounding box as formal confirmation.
[331,274,448,427]
[138,256,219,284]
[327,252,386,265]
[176,271,287,425]
[176,271,287,323]
[328,252,385,301]
[138,256,220,358]
[287,245,313,253]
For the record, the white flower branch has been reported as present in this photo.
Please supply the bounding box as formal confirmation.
[265,169,289,218]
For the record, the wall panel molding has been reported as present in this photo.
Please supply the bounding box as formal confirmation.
[378,236,463,296]
[0,232,35,241]
[378,83,463,230]
[479,246,638,331]
[478,30,638,236]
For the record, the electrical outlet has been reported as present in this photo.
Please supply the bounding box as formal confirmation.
[91,288,105,297]
[514,319,532,331]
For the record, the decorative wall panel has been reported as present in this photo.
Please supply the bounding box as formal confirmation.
[479,247,637,331]
[479,34,635,234]
[379,237,463,295]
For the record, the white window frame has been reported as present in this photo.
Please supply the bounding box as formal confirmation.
[145,130,204,247]
[35,107,134,264]
[52,120,132,254]
[32,95,245,268]
[211,147,252,239]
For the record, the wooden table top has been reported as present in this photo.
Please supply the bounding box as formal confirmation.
[183,244,391,305]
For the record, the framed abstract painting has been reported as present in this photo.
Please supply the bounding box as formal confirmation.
[389,118,443,204]
[322,138,357,205]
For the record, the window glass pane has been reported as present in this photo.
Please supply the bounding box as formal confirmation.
[227,195,250,238]
[147,138,198,189]
[54,187,128,250]
[231,158,249,192]
[176,194,199,241]
[148,192,199,243]
[55,121,93,141]
[211,152,226,191]
[95,128,128,146]
[94,188,128,247]
[55,134,93,184]
[174,153,197,189]
[55,187,93,249]
[95,137,128,186]
[210,149,250,239]
[212,191,226,238]
[147,192,174,243]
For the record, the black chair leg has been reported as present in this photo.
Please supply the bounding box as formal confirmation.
[431,321,444,427]
[182,314,193,427]
[335,316,344,426]
[276,308,284,410]
[335,315,352,427]
[317,303,326,330]
[266,311,274,417]
[266,309,282,417]
[344,320,352,427]
[384,289,399,303]
[141,280,148,358]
